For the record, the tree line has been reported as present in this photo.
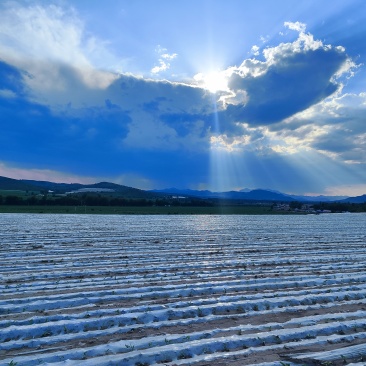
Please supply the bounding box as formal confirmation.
[312,201,366,213]
[288,200,366,213]
[0,194,213,207]
[0,194,365,211]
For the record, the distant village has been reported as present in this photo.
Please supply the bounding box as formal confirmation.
[274,203,332,214]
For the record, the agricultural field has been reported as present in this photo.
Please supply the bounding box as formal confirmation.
[1,213,366,366]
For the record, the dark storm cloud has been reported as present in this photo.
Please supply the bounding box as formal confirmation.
[226,47,347,126]
[0,59,211,184]
[0,61,130,171]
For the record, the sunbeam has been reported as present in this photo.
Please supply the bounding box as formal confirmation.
[194,71,229,93]
[0,1,365,197]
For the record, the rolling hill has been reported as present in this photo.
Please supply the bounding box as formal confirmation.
[1,175,363,203]
[338,194,366,203]
[0,176,157,199]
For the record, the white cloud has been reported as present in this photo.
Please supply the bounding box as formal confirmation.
[151,45,177,74]
[251,45,260,56]
[262,30,324,65]
[209,123,270,154]
[161,52,178,61]
[284,21,306,33]
[334,57,359,79]
[0,4,82,64]
[151,62,169,74]
[210,134,251,152]
[221,22,354,129]
[260,35,269,43]
[0,2,118,96]
[0,89,16,98]
[270,144,299,154]
[267,92,366,164]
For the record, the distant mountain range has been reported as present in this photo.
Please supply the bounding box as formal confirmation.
[150,187,355,202]
[339,194,366,203]
[1,175,365,203]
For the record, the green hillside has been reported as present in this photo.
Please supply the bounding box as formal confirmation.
[0,176,158,199]
[0,176,44,192]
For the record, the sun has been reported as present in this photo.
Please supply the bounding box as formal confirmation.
[194,71,229,93]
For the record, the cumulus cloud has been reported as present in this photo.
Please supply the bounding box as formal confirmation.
[223,24,352,126]
[250,45,260,56]
[0,55,214,182]
[284,21,306,33]
[306,94,366,164]
[0,4,364,194]
[0,4,84,64]
[0,2,118,100]
[151,45,177,74]
[266,92,366,165]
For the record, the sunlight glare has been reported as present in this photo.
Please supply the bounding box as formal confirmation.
[194,71,229,93]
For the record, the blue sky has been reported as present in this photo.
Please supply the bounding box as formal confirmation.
[0,0,365,195]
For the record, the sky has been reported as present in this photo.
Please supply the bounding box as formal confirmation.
[0,0,366,196]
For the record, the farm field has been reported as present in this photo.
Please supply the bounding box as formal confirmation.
[1,213,366,366]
